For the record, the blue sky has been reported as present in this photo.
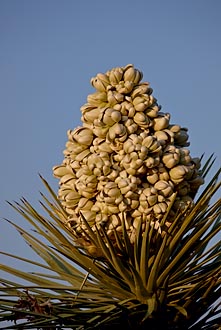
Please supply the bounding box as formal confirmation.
[0,0,220,268]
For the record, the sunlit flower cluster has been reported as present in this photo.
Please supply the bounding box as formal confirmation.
[53,64,204,243]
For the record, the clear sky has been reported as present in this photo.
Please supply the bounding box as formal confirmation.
[0,0,220,269]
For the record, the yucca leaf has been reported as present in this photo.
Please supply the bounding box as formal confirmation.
[113,228,125,254]
[127,264,150,304]
[3,220,87,285]
[146,233,168,293]
[133,214,142,272]
[157,211,219,288]
[0,264,62,288]
[121,212,135,265]
[39,174,68,217]
[99,226,136,294]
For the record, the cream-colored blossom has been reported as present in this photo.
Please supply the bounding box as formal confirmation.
[53,64,204,247]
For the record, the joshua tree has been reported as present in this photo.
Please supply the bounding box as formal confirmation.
[0,64,220,329]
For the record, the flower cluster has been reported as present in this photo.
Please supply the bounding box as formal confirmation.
[53,64,204,243]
